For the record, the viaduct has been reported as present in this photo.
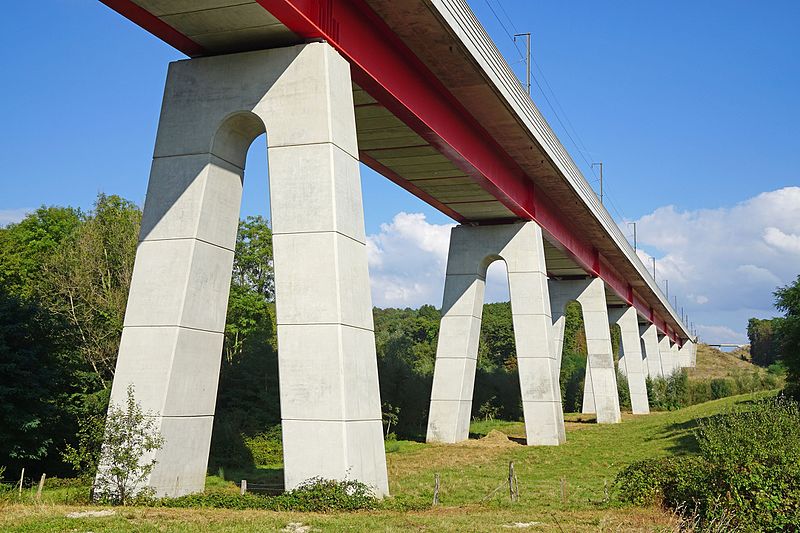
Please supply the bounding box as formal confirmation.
[98,0,697,497]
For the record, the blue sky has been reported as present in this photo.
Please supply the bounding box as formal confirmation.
[1,1,798,343]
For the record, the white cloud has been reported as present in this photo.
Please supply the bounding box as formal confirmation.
[367,212,454,308]
[695,324,748,345]
[764,227,800,254]
[0,208,32,226]
[366,212,509,308]
[630,186,800,344]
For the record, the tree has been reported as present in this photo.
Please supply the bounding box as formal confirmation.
[0,286,73,474]
[232,215,274,300]
[223,216,275,363]
[0,206,81,299]
[775,275,800,395]
[748,317,777,366]
[40,194,140,387]
[381,403,401,437]
[94,384,164,504]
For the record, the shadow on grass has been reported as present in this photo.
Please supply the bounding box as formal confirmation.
[560,411,598,425]
[659,414,720,454]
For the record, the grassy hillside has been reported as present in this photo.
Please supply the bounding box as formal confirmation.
[688,342,763,380]
[1,390,778,532]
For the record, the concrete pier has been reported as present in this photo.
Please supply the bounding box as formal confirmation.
[609,307,649,414]
[549,278,621,424]
[640,324,663,378]
[103,43,388,497]
[426,221,565,446]
[679,339,697,367]
[658,334,677,376]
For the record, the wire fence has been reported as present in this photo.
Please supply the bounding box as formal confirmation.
[3,464,617,510]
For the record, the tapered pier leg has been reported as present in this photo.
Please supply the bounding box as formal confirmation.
[550,278,621,424]
[679,339,696,367]
[609,307,650,414]
[658,334,676,376]
[640,324,663,378]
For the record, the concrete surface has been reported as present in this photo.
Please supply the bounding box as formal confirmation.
[640,324,664,378]
[427,221,565,446]
[658,334,677,377]
[608,307,650,414]
[549,278,621,424]
[678,339,696,368]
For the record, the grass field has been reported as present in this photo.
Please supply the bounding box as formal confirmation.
[1,390,776,532]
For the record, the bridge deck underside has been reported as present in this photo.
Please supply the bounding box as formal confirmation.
[132,1,297,51]
[353,86,515,220]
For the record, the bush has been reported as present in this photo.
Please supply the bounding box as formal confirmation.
[615,456,710,508]
[695,398,800,530]
[767,361,787,376]
[616,398,800,531]
[688,380,712,405]
[648,370,689,411]
[710,378,735,400]
[93,384,164,505]
[243,426,282,466]
[159,477,378,512]
[616,370,631,411]
[43,477,88,489]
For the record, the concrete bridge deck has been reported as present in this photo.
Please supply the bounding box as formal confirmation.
[102,0,690,344]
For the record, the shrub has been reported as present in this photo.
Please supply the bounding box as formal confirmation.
[762,372,779,389]
[93,384,164,505]
[689,380,712,405]
[477,396,501,421]
[159,477,378,512]
[616,398,800,531]
[666,370,689,408]
[709,378,735,400]
[616,370,631,411]
[695,398,800,530]
[243,425,282,466]
[44,477,89,489]
[648,370,689,411]
[767,361,787,376]
[615,456,710,508]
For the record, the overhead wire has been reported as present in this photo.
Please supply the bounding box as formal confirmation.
[483,0,630,224]
[489,2,687,328]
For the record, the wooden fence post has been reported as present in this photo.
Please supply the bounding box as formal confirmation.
[36,474,46,502]
[240,479,247,495]
[18,468,24,496]
[432,473,440,506]
[508,461,518,502]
